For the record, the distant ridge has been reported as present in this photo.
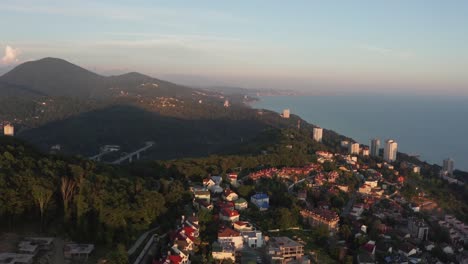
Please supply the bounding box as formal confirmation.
[0,57,202,99]
[0,58,105,97]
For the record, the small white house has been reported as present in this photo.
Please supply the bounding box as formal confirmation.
[242,230,263,248]
[218,228,243,249]
[234,198,248,210]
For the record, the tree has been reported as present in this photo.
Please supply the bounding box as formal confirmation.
[340,224,352,241]
[276,208,297,229]
[323,161,336,172]
[60,176,77,220]
[237,185,254,198]
[163,181,185,205]
[135,191,166,226]
[31,182,54,231]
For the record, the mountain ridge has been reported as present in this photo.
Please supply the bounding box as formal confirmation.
[0,57,207,99]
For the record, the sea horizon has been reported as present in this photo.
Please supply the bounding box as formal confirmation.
[253,94,468,171]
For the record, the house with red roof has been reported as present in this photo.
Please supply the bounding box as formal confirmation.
[202,178,215,188]
[228,173,238,186]
[218,227,243,249]
[233,221,253,232]
[219,208,240,222]
[362,240,376,256]
[216,201,235,211]
[300,208,339,232]
[222,189,239,202]
[193,199,213,211]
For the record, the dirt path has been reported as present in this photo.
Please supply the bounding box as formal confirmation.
[51,237,66,264]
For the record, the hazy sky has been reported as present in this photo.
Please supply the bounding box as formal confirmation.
[1,0,468,94]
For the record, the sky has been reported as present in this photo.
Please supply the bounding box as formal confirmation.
[1,0,468,94]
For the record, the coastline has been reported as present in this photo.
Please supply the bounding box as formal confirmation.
[251,95,467,175]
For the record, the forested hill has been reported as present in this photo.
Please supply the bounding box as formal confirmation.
[0,57,350,160]
[0,135,186,245]
[0,58,215,99]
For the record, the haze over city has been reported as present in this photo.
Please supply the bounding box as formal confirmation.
[2,1,468,264]
[1,0,468,94]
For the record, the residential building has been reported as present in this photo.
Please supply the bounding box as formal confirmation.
[233,221,254,232]
[313,127,323,142]
[22,237,54,251]
[370,138,380,157]
[234,198,248,210]
[64,244,94,259]
[365,180,378,188]
[193,199,213,211]
[218,227,243,249]
[268,237,304,264]
[242,230,263,248]
[443,158,455,176]
[222,189,239,202]
[439,215,468,244]
[155,214,199,264]
[350,204,365,218]
[193,190,210,202]
[211,241,235,262]
[398,242,418,257]
[3,124,14,136]
[349,142,360,155]
[411,165,421,174]
[171,243,191,264]
[300,208,339,232]
[251,193,269,211]
[340,140,349,148]
[408,217,429,241]
[17,240,38,255]
[362,240,376,256]
[210,176,223,185]
[383,140,398,162]
[282,109,290,118]
[217,201,235,211]
[202,178,215,188]
[0,253,34,264]
[362,147,370,156]
[219,208,240,222]
[227,173,238,186]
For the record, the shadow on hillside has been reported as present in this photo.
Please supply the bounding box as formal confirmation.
[17,104,273,160]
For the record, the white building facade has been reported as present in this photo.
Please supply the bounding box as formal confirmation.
[349,143,360,155]
[313,127,323,142]
[384,139,398,162]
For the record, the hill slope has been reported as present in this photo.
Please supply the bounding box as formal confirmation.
[0,58,106,98]
[18,104,271,159]
[0,58,215,99]
[1,57,339,160]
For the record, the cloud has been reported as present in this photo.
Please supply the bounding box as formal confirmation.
[1,45,20,65]
[0,1,246,24]
[359,44,414,59]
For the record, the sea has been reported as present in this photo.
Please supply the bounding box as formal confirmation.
[253,95,468,171]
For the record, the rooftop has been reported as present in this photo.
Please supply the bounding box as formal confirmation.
[0,253,35,264]
[269,237,302,249]
[251,193,268,199]
[218,227,240,238]
[220,208,239,217]
[234,198,247,204]
[301,208,339,222]
[64,244,94,254]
